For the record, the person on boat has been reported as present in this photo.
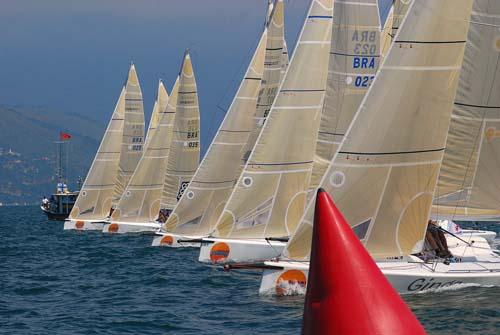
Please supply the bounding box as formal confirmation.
[426,220,452,258]
[42,196,50,209]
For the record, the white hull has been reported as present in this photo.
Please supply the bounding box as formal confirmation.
[460,229,496,244]
[198,238,287,264]
[64,219,105,231]
[151,232,203,248]
[260,253,500,296]
[102,221,160,234]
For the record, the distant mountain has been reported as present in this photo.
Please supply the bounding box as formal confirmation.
[0,105,105,204]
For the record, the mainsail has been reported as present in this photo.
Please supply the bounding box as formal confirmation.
[211,0,333,239]
[112,64,145,206]
[285,0,473,261]
[145,81,169,148]
[110,81,177,223]
[163,1,285,236]
[69,88,126,220]
[160,52,201,213]
[433,0,500,220]
[242,0,287,161]
[310,0,381,190]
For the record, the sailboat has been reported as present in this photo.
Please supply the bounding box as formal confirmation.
[151,0,286,248]
[101,80,176,234]
[64,64,145,231]
[430,0,500,243]
[385,0,497,244]
[199,0,382,264]
[103,51,200,234]
[256,0,500,296]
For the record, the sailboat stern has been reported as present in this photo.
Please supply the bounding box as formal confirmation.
[150,232,203,248]
[198,238,286,264]
[63,219,105,231]
[102,221,161,234]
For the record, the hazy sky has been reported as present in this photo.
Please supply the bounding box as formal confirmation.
[1,0,391,152]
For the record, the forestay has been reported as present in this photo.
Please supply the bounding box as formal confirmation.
[69,88,125,220]
[160,52,201,213]
[110,81,177,223]
[310,0,381,190]
[285,0,473,260]
[112,64,145,206]
[212,0,334,239]
[433,0,500,220]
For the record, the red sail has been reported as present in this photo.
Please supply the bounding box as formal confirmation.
[302,188,427,335]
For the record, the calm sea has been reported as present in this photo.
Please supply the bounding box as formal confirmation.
[1,206,499,334]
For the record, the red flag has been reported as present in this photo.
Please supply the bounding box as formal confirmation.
[60,132,72,140]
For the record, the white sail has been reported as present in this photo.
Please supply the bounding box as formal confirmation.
[159,52,201,213]
[285,0,473,261]
[433,0,500,220]
[391,0,412,42]
[211,0,334,239]
[110,81,177,223]
[145,81,169,148]
[310,0,381,190]
[112,64,145,206]
[163,2,286,235]
[380,3,394,59]
[242,0,287,161]
[69,88,126,220]
[280,41,289,82]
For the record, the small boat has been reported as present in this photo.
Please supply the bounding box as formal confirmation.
[41,133,80,221]
[103,51,201,234]
[152,0,287,247]
[199,0,382,263]
[65,64,144,231]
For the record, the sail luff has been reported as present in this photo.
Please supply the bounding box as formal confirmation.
[160,53,201,212]
[433,0,500,220]
[285,0,474,261]
[69,87,126,220]
[112,64,145,206]
[212,0,334,239]
[380,4,394,59]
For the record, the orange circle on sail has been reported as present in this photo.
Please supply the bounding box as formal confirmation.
[160,235,174,246]
[209,242,230,263]
[275,270,307,296]
[75,221,84,229]
[108,223,119,233]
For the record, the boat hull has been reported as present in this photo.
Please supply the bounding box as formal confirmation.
[151,232,203,248]
[260,255,500,296]
[460,229,496,244]
[63,219,105,231]
[198,238,286,264]
[102,221,160,234]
